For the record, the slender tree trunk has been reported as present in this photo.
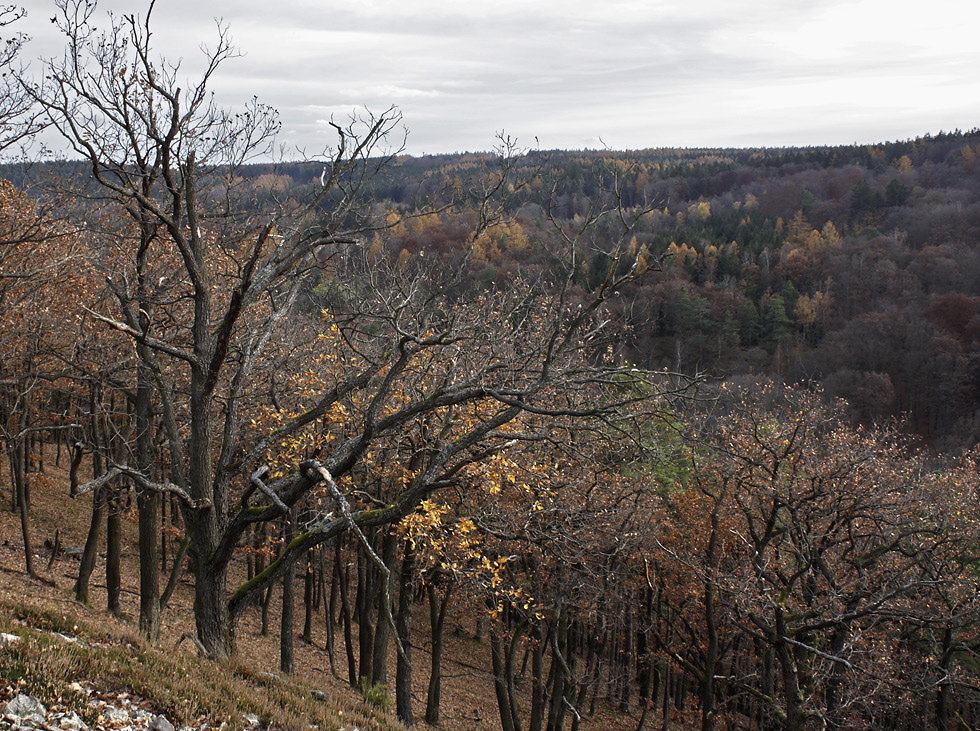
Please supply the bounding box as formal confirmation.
[324,548,337,676]
[315,546,325,610]
[74,406,103,604]
[425,578,454,724]
[280,516,296,674]
[160,492,168,573]
[571,627,596,731]
[546,621,568,731]
[336,538,357,686]
[356,540,378,687]
[17,458,36,577]
[491,628,518,731]
[106,394,130,618]
[74,486,104,604]
[253,522,266,603]
[303,549,315,643]
[106,493,122,616]
[370,529,397,687]
[246,524,254,582]
[607,623,619,702]
[506,620,527,731]
[588,626,608,715]
[281,561,295,674]
[824,616,853,731]
[638,588,652,704]
[775,612,803,731]
[395,541,416,726]
[13,441,34,578]
[620,610,633,713]
[159,534,189,609]
[19,432,30,511]
[261,583,274,636]
[137,486,161,641]
[34,432,44,474]
[328,547,339,628]
[530,624,546,731]
[700,500,723,731]
[935,625,954,731]
[6,446,14,512]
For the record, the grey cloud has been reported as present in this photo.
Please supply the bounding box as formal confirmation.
[15,0,980,157]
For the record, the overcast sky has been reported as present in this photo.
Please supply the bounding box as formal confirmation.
[17,0,980,157]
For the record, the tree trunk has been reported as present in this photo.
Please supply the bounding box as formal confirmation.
[281,559,295,674]
[336,538,358,686]
[775,611,803,731]
[246,524,254,582]
[159,534,189,610]
[620,610,633,713]
[935,624,954,731]
[107,394,131,619]
[530,624,546,731]
[370,529,398,687]
[328,546,339,628]
[160,493,169,574]
[74,486,104,604]
[106,493,122,615]
[187,332,230,659]
[588,627,607,715]
[824,616,853,731]
[425,578,454,724]
[137,484,161,642]
[315,546,325,610]
[194,558,231,659]
[261,584,274,636]
[395,540,416,726]
[700,501,723,731]
[33,432,43,474]
[303,549,315,643]
[323,547,337,676]
[253,522,267,602]
[74,408,103,604]
[19,433,30,511]
[546,621,568,731]
[357,541,377,687]
[571,628,595,731]
[506,620,527,731]
[491,628,518,731]
[280,515,296,674]
[11,440,34,578]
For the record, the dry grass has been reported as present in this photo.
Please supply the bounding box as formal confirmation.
[0,594,400,731]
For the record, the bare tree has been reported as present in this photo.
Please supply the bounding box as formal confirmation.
[25,0,674,659]
[0,4,42,154]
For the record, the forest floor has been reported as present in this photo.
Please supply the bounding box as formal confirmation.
[0,444,655,731]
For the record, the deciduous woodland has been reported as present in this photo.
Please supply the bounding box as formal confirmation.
[2,2,980,730]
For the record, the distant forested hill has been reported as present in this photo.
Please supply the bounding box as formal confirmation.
[9,128,980,444]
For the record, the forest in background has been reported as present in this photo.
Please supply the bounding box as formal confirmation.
[13,127,980,450]
[3,3,980,731]
[25,126,969,444]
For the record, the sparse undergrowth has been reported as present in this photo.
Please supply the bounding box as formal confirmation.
[0,594,403,731]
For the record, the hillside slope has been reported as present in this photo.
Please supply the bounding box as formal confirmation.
[0,445,643,731]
